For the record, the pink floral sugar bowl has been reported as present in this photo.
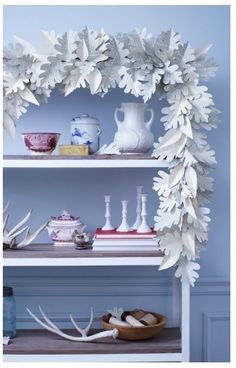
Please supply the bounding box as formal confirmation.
[21,132,60,155]
[47,210,85,246]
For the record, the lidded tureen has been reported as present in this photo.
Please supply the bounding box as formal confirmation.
[47,210,85,246]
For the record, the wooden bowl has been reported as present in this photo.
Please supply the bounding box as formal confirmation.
[101,310,167,341]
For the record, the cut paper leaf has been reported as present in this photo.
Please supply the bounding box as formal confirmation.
[194,148,216,165]
[79,26,109,64]
[197,174,214,193]
[198,107,221,131]
[192,207,211,233]
[159,194,177,212]
[185,166,197,197]
[175,258,200,286]
[184,197,197,219]
[169,164,185,187]
[13,36,36,56]
[153,171,171,197]
[190,95,212,123]
[182,228,195,257]
[96,142,121,155]
[99,37,129,95]
[154,208,182,231]
[175,135,187,157]
[154,28,181,62]
[163,61,183,85]
[161,98,192,130]
[180,148,197,167]
[158,128,183,149]
[4,73,28,95]
[173,42,195,65]
[19,87,39,105]
[140,68,164,102]
[40,30,59,55]
[119,68,145,97]
[194,44,213,61]
[77,39,89,61]
[86,69,102,94]
[193,57,218,81]
[179,116,193,138]
[159,231,183,270]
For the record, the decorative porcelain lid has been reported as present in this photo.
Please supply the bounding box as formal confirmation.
[71,114,100,126]
[49,210,80,225]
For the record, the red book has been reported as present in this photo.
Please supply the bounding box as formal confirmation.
[95,228,156,239]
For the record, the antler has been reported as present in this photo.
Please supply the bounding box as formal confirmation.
[3,203,47,249]
[27,305,118,342]
[16,222,48,248]
[69,307,94,337]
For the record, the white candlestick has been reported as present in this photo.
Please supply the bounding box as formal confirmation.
[102,195,114,231]
[117,200,131,232]
[137,194,152,233]
[132,185,143,230]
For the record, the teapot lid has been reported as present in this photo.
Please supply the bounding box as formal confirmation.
[51,210,79,222]
[72,114,100,125]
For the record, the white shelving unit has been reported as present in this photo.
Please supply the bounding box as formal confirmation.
[3,155,190,362]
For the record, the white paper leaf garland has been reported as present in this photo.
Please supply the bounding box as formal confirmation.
[3,28,220,286]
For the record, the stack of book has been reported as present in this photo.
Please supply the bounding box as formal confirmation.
[92,228,158,251]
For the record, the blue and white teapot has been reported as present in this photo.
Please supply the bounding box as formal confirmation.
[70,114,102,154]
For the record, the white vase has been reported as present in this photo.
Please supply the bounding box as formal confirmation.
[113,103,154,154]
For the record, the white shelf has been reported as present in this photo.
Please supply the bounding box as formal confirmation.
[3,244,164,267]
[4,353,182,362]
[3,155,168,168]
[3,327,182,362]
[3,256,163,267]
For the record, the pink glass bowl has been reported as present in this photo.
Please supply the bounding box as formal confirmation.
[21,133,61,155]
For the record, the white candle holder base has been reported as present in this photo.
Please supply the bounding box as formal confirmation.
[102,195,114,231]
[102,221,114,231]
[132,217,142,231]
[117,222,131,232]
[132,186,143,230]
[136,223,152,233]
[137,194,152,233]
[117,200,131,232]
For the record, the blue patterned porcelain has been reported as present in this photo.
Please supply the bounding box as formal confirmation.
[70,114,102,153]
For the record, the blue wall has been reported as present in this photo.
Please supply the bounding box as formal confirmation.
[3,5,230,362]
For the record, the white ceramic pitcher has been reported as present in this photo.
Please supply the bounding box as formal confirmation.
[113,103,154,153]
